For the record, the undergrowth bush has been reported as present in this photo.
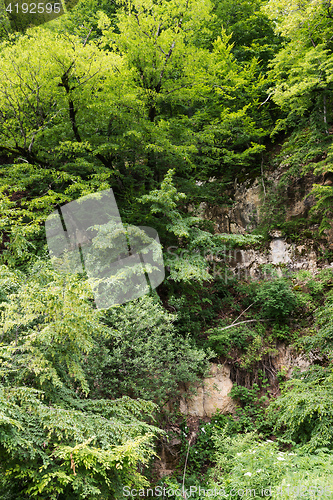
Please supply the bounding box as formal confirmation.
[266,366,333,452]
[254,277,298,321]
[208,432,333,500]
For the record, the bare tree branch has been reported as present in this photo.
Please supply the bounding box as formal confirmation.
[217,319,269,332]
[230,303,254,325]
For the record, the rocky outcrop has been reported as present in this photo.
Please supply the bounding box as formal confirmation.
[192,169,333,277]
[178,170,330,418]
[179,347,318,419]
[204,169,320,236]
[180,363,236,418]
[227,232,321,279]
[228,178,262,234]
[271,344,312,378]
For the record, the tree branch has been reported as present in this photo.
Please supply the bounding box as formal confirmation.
[217,319,269,332]
[83,28,93,47]
[258,93,272,108]
[230,303,254,325]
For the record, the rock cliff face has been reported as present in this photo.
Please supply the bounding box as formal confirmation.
[179,346,315,418]
[199,169,321,236]
[154,170,330,479]
[226,234,321,279]
[179,169,331,419]
[155,345,316,480]
[194,169,333,279]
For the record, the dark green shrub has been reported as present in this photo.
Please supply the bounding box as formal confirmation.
[266,366,333,452]
[208,324,255,356]
[271,323,291,341]
[255,277,298,321]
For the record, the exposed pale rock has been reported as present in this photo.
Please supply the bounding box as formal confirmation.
[225,236,319,278]
[191,169,333,272]
[270,238,292,264]
[180,363,236,417]
[271,344,313,378]
[224,179,262,234]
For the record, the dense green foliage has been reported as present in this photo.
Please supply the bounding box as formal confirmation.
[1,0,333,496]
[0,263,162,498]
